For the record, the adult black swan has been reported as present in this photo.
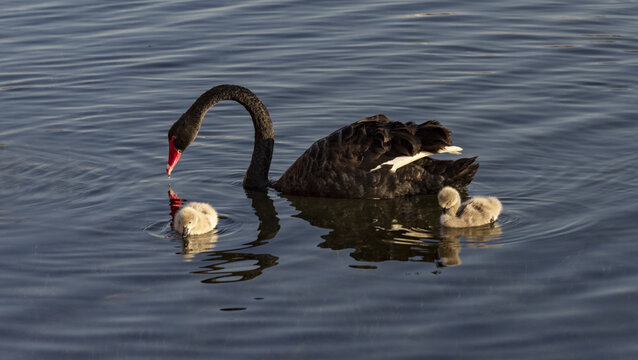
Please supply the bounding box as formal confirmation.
[167,84,479,199]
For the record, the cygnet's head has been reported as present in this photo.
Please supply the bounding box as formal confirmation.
[438,186,461,210]
[174,207,198,236]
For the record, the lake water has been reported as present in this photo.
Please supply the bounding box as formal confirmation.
[2,0,638,358]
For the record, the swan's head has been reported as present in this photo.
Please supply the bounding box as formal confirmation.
[167,113,200,175]
[167,135,182,175]
[174,207,198,236]
[438,186,461,211]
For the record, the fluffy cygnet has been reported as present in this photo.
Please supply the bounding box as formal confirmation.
[174,202,218,236]
[438,186,502,228]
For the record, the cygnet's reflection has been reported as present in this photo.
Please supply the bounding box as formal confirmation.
[437,224,502,267]
[168,188,280,282]
[179,232,219,259]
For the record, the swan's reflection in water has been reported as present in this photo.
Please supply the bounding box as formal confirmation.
[194,252,279,283]
[167,188,503,283]
[168,188,280,283]
[284,193,503,269]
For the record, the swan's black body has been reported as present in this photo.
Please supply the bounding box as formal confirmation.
[167,84,478,198]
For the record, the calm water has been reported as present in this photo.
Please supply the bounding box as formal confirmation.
[2,0,638,358]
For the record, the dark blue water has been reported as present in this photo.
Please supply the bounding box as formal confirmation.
[2,0,638,358]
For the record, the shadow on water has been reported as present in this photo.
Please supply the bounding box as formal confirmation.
[283,192,503,269]
[167,188,280,283]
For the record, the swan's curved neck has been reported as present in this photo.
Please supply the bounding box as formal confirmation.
[445,195,462,216]
[186,84,274,190]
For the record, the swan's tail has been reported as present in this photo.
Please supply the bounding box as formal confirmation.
[442,156,479,189]
[415,156,479,193]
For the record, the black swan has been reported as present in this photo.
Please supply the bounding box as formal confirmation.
[438,186,502,227]
[167,84,479,198]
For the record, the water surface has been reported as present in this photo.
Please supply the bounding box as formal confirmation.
[2,0,638,359]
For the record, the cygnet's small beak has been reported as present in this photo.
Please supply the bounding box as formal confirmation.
[182,226,190,237]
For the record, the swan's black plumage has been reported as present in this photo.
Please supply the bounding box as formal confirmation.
[274,114,478,198]
[167,84,479,198]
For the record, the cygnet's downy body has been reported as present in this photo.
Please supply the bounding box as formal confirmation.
[438,186,502,228]
[174,202,218,236]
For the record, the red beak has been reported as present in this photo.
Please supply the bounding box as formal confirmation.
[167,137,182,175]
